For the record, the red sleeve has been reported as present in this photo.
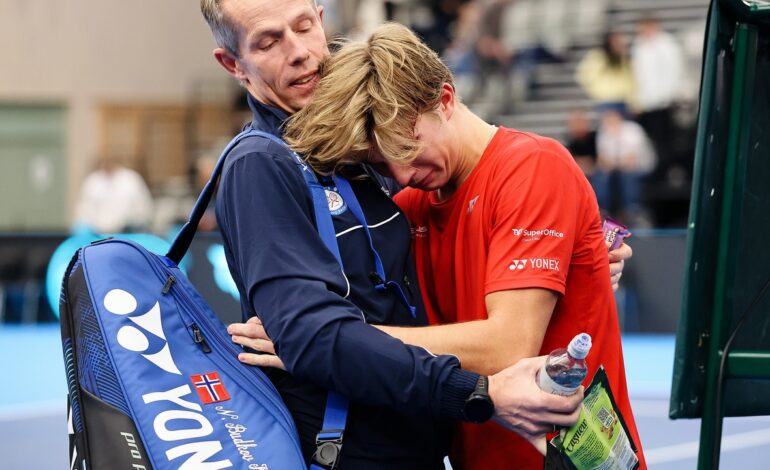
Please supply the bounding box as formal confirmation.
[393,187,419,221]
[484,144,580,296]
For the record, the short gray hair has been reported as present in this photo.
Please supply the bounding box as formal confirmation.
[200,0,241,56]
[200,0,319,57]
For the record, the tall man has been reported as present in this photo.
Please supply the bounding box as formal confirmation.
[201,1,627,468]
[201,1,584,467]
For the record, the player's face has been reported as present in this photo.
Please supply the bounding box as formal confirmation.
[366,113,457,192]
[221,0,329,114]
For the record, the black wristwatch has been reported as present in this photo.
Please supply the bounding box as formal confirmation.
[463,375,495,423]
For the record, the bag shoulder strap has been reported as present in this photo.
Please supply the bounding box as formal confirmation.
[166,127,262,263]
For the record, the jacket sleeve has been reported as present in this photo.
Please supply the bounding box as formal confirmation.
[216,143,477,419]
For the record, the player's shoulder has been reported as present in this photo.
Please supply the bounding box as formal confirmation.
[495,128,575,167]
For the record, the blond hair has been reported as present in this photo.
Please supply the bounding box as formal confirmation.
[284,22,454,174]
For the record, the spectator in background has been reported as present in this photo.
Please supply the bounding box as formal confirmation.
[631,16,685,175]
[74,156,154,234]
[416,0,470,56]
[576,31,636,115]
[565,109,598,178]
[443,1,482,98]
[473,0,515,110]
[593,109,657,226]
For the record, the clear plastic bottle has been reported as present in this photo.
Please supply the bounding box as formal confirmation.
[537,333,592,396]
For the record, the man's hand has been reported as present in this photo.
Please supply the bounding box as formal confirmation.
[227,316,286,370]
[488,356,583,455]
[608,242,632,292]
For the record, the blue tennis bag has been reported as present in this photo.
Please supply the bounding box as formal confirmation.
[60,130,350,469]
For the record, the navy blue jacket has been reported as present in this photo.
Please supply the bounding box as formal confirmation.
[216,95,480,468]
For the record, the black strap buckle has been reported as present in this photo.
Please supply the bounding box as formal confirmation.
[312,430,344,469]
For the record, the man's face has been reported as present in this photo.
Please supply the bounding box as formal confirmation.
[221,0,329,114]
[367,113,456,192]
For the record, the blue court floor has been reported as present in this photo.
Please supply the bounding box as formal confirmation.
[1,325,767,469]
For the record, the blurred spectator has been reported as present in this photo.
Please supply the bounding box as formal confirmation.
[631,16,685,174]
[74,157,154,234]
[347,0,388,41]
[476,0,514,88]
[576,31,637,114]
[593,110,657,225]
[334,0,363,37]
[565,109,598,177]
[443,1,482,98]
[501,0,566,101]
[415,0,470,55]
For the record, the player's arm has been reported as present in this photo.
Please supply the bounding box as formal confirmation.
[375,288,557,375]
[237,288,557,376]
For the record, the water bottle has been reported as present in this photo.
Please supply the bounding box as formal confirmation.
[537,333,592,396]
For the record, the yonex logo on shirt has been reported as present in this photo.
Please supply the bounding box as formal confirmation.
[509,259,528,270]
[508,258,560,272]
[530,258,560,271]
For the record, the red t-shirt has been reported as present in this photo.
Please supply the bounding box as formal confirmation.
[395,128,645,469]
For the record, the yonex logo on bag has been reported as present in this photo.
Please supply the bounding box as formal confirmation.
[103,288,234,468]
[142,385,233,468]
[103,289,181,375]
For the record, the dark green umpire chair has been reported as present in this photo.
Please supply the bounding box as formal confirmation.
[671,0,770,468]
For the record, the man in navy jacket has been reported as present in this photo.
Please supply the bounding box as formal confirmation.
[201,0,587,467]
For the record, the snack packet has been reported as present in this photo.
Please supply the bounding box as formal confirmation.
[546,367,640,470]
[602,217,631,252]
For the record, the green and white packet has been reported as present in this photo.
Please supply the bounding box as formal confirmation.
[548,366,640,470]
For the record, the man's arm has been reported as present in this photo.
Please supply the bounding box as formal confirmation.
[376,288,557,375]
[232,315,584,453]
[490,356,584,454]
[233,288,556,376]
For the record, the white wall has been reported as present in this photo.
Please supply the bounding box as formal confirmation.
[0,0,230,221]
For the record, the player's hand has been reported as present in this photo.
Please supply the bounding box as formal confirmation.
[228,316,285,370]
[608,242,632,292]
[489,356,583,455]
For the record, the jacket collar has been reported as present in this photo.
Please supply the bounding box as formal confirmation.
[246,93,291,137]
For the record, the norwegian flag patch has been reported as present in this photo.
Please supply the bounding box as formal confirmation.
[191,372,231,404]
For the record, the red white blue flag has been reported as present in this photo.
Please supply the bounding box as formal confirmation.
[191,372,231,404]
